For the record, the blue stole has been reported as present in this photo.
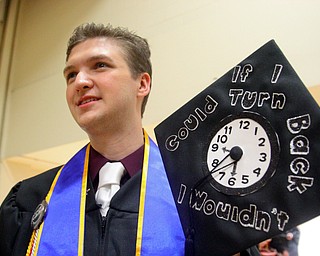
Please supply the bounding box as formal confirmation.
[26,131,184,255]
[136,132,185,255]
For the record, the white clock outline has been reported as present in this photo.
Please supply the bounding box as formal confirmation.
[204,111,280,196]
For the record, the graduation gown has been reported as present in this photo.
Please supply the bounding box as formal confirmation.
[0,165,259,256]
[0,166,141,256]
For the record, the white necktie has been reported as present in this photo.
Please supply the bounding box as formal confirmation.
[95,162,125,216]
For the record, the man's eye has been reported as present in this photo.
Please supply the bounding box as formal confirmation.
[66,72,77,82]
[96,62,108,68]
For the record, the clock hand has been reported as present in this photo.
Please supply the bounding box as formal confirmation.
[187,147,241,242]
[193,146,243,190]
[222,147,230,153]
[230,146,242,176]
[187,151,234,249]
[231,161,238,176]
[210,146,243,174]
[193,154,232,190]
[222,146,243,160]
[210,160,236,174]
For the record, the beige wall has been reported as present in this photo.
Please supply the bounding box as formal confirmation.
[309,85,320,105]
[1,1,320,254]
[0,0,320,199]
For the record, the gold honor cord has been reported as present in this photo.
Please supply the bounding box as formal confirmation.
[135,130,150,256]
[78,145,90,255]
[26,168,63,256]
[26,144,90,256]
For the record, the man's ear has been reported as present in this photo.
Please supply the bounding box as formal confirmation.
[137,72,151,97]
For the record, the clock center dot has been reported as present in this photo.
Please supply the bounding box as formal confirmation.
[230,146,243,161]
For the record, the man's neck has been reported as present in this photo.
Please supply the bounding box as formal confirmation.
[88,126,144,161]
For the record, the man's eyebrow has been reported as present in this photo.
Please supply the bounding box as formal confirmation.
[63,54,114,76]
[88,54,114,63]
[63,65,74,76]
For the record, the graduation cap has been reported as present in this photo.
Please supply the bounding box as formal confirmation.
[154,40,320,255]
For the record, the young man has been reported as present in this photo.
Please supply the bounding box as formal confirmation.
[0,23,258,256]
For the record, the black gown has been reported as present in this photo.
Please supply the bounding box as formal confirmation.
[0,166,260,256]
[0,166,141,256]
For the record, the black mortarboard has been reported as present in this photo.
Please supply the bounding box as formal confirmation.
[154,40,320,255]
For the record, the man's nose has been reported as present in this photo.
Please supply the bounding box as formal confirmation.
[75,71,93,90]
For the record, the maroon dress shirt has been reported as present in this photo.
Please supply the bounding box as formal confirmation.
[89,145,144,191]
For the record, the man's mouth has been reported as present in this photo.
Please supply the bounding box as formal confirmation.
[78,97,100,106]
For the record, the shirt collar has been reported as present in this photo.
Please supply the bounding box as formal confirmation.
[89,144,144,182]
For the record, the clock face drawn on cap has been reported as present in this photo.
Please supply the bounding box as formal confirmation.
[204,111,280,196]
